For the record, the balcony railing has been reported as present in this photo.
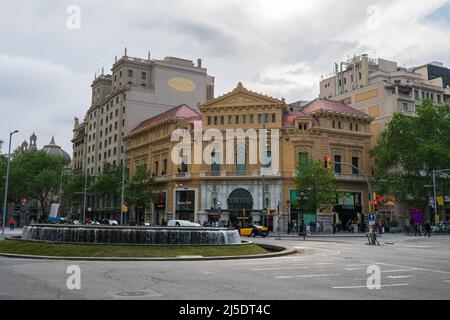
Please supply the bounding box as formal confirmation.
[172,172,192,179]
[153,175,168,182]
[334,173,367,182]
[201,171,281,178]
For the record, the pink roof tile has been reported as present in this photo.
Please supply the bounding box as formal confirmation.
[302,99,369,117]
[131,104,200,133]
[282,111,308,126]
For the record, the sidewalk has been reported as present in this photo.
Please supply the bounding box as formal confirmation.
[0,228,23,240]
[268,232,366,238]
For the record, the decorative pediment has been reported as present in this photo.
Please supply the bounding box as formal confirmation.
[199,82,287,110]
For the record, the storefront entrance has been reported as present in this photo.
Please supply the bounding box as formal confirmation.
[334,192,363,232]
[176,190,195,222]
[154,193,166,225]
[227,189,253,228]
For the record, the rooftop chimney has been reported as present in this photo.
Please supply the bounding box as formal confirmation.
[197,58,202,68]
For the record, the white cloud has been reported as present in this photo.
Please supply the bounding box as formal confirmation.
[0,0,449,154]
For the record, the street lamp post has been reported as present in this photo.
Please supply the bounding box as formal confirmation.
[120,141,127,225]
[2,130,19,236]
[432,169,450,223]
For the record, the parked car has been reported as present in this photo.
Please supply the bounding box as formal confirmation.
[167,220,197,227]
[432,221,450,233]
[101,219,118,226]
[240,224,269,238]
[72,220,81,225]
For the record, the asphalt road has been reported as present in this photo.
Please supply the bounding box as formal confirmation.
[0,234,449,300]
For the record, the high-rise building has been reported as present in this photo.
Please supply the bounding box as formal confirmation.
[125,84,373,231]
[71,50,214,219]
[72,50,214,175]
[319,54,447,145]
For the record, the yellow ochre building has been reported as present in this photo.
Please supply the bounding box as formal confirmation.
[124,83,373,232]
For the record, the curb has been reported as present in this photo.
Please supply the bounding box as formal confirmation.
[0,243,298,262]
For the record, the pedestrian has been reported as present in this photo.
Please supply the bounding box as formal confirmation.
[424,222,431,237]
[414,222,422,236]
[9,216,15,231]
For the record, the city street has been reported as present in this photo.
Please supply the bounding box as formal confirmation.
[0,234,449,300]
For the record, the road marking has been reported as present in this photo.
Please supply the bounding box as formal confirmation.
[346,264,369,267]
[381,268,421,273]
[276,274,340,279]
[362,261,450,275]
[250,267,309,271]
[444,280,450,283]
[345,267,366,271]
[332,283,409,289]
[387,275,414,279]
[315,262,334,265]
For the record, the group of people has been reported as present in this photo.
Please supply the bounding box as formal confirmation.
[287,220,323,235]
[203,220,231,228]
[409,220,432,237]
[333,219,363,233]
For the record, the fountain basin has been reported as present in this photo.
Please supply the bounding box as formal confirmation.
[22,224,241,245]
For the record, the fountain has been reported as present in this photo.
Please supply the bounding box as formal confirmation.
[21,224,241,245]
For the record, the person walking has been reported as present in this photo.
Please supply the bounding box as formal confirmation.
[414,222,422,236]
[9,216,15,231]
[424,222,431,237]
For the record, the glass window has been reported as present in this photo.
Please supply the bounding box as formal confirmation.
[236,146,246,172]
[334,155,341,173]
[352,157,359,174]
[142,72,146,80]
[299,153,308,167]
[211,152,220,172]
[128,70,133,77]
[272,114,276,123]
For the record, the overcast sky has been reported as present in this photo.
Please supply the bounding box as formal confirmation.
[0,0,449,154]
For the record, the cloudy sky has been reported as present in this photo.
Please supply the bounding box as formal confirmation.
[0,0,449,154]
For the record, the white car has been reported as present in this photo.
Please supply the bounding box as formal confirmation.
[101,219,118,226]
[167,220,198,227]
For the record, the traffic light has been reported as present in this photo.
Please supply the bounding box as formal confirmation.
[323,156,332,170]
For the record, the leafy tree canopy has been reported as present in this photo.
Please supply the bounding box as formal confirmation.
[370,100,450,205]
[293,158,338,213]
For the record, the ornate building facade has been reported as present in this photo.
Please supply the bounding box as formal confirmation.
[125,84,373,231]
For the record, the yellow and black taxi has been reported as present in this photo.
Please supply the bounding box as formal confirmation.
[240,224,269,238]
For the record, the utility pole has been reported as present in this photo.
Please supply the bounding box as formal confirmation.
[120,141,126,225]
[82,162,88,223]
[433,169,450,223]
[262,111,267,228]
[2,130,18,236]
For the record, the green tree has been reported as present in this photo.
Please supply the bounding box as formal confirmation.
[293,158,338,214]
[370,100,450,208]
[9,150,69,218]
[90,162,122,217]
[0,140,5,201]
[62,173,86,216]
[125,165,154,224]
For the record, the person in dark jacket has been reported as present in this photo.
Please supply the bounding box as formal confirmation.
[424,222,431,237]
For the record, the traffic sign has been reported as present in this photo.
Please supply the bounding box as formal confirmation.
[368,212,376,225]
[217,207,222,213]
[262,208,267,215]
